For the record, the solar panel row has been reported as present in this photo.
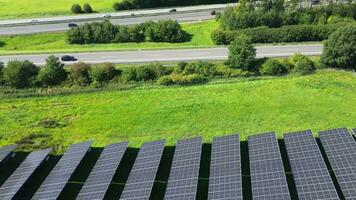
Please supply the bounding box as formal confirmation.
[164,137,202,200]
[120,140,165,200]
[0,148,51,200]
[208,134,242,200]
[0,144,17,164]
[284,130,339,200]
[32,141,92,200]
[248,132,290,200]
[76,142,128,200]
[319,128,356,200]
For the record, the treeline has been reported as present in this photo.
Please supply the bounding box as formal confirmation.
[212,23,347,45]
[219,3,356,30]
[67,20,188,44]
[113,0,234,11]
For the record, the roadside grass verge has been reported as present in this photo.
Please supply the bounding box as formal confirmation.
[0,69,355,152]
[0,20,218,55]
[0,0,120,19]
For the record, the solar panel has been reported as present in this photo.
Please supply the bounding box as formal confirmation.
[76,142,128,200]
[164,137,202,200]
[248,132,290,200]
[0,148,51,200]
[319,128,356,199]
[120,140,165,200]
[32,141,92,200]
[352,128,356,135]
[0,145,17,164]
[208,134,242,200]
[284,130,339,200]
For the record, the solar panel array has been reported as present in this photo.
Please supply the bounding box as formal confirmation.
[120,140,165,200]
[353,128,356,135]
[0,145,17,164]
[164,137,202,200]
[76,142,128,200]
[32,141,92,200]
[0,148,51,200]
[284,130,339,200]
[248,132,290,200]
[208,134,242,200]
[319,128,356,199]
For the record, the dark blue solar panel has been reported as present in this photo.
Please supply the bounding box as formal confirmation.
[120,140,165,200]
[0,145,17,164]
[208,134,242,200]
[32,141,92,200]
[164,137,202,200]
[284,130,339,200]
[319,128,356,199]
[76,142,128,200]
[248,132,290,200]
[0,148,51,200]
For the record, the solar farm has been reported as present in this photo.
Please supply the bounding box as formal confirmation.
[0,128,356,200]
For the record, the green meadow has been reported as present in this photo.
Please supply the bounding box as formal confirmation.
[0,20,218,55]
[0,0,120,19]
[0,69,355,153]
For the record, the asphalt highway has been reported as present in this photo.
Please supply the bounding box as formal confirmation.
[0,44,323,65]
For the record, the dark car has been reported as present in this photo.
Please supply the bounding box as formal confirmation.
[61,55,77,62]
[68,23,78,28]
[169,8,177,12]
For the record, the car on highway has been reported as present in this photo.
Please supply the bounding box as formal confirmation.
[102,14,111,18]
[61,55,77,62]
[169,9,177,12]
[68,23,78,28]
[30,19,39,23]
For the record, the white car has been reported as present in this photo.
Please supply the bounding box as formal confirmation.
[102,14,111,18]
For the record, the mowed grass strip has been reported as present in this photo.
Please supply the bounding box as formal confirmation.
[0,0,119,19]
[0,20,218,55]
[0,70,355,152]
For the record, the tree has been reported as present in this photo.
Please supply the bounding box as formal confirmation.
[144,20,185,43]
[83,3,93,13]
[37,55,68,87]
[3,60,39,88]
[90,63,122,83]
[227,34,256,71]
[71,4,83,14]
[322,24,356,70]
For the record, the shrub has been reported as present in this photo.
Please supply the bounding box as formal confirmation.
[123,63,171,82]
[181,61,218,77]
[290,53,315,74]
[260,59,289,75]
[113,0,135,11]
[0,61,4,85]
[157,74,207,86]
[71,4,83,14]
[135,66,158,81]
[3,60,39,88]
[144,20,185,42]
[321,25,356,70]
[212,23,347,45]
[37,56,68,87]
[327,15,354,24]
[227,34,256,71]
[69,62,91,86]
[90,63,122,84]
[83,3,93,13]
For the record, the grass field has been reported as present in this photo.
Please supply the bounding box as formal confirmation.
[0,0,119,19]
[0,20,217,55]
[0,69,355,153]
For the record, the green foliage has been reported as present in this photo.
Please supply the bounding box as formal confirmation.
[144,20,186,43]
[67,20,187,44]
[71,4,83,14]
[3,60,39,88]
[321,25,356,71]
[0,61,3,85]
[37,55,68,87]
[290,53,316,74]
[69,62,92,86]
[82,3,93,13]
[327,15,355,24]
[123,63,172,82]
[212,23,347,45]
[90,63,122,84]
[179,61,218,77]
[260,59,289,75]
[157,73,207,86]
[227,34,256,71]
